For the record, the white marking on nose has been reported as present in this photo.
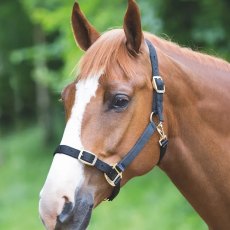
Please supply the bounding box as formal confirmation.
[61,74,102,148]
[39,72,102,228]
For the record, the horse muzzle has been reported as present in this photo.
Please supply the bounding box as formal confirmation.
[39,189,94,230]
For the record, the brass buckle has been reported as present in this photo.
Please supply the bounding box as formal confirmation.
[104,164,123,187]
[152,76,165,94]
[156,122,167,146]
[78,150,97,166]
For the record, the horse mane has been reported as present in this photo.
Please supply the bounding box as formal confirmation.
[145,32,230,72]
[77,29,230,80]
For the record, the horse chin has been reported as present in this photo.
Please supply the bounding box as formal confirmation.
[55,191,94,230]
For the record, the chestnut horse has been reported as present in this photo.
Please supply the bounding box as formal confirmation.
[39,0,230,229]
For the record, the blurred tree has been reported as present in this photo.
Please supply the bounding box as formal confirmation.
[0,0,34,131]
[153,0,230,60]
[192,0,230,59]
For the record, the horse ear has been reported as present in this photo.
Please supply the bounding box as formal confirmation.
[123,0,143,55]
[71,2,100,51]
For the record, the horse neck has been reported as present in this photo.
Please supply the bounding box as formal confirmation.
[150,37,230,229]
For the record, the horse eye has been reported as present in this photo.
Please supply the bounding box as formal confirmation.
[111,94,129,111]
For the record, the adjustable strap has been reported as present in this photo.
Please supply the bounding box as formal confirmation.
[54,145,111,173]
[53,123,157,201]
[152,78,165,122]
[145,39,165,122]
[53,39,168,202]
[54,145,122,201]
[145,39,168,163]
[116,122,156,171]
[158,138,168,163]
[54,145,121,184]
[145,39,160,76]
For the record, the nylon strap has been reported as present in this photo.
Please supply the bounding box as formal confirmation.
[146,39,159,76]
[116,122,156,171]
[53,39,168,201]
[145,39,164,122]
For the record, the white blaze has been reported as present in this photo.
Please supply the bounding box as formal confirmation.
[39,73,101,228]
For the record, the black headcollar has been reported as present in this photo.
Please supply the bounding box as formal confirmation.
[54,39,168,201]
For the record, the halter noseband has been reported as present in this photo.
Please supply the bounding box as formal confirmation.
[54,39,168,201]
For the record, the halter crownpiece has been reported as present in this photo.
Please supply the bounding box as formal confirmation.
[53,39,168,201]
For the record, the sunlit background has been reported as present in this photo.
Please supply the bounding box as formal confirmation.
[0,0,229,229]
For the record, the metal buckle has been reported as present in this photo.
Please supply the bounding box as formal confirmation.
[78,150,97,166]
[152,76,165,93]
[104,164,123,187]
[159,137,168,147]
[156,122,167,146]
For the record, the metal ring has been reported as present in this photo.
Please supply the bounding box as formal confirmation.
[150,112,154,123]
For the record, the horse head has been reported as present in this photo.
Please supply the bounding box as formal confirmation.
[39,1,166,229]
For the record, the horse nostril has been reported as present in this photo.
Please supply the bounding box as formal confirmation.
[58,201,74,224]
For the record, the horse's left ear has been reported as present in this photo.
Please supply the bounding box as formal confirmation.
[71,2,100,51]
[123,0,143,55]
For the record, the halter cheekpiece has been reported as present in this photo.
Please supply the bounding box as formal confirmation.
[54,39,168,201]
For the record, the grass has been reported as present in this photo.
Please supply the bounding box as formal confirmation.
[0,126,53,230]
[0,126,207,230]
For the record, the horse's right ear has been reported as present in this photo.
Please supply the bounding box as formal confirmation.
[71,2,100,51]
[123,0,143,55]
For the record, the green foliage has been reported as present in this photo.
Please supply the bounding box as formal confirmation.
[155,0,230,60]
[0,0,35,127]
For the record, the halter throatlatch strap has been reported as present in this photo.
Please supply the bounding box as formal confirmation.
[53,39,168,201]
[145,39,168,161]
